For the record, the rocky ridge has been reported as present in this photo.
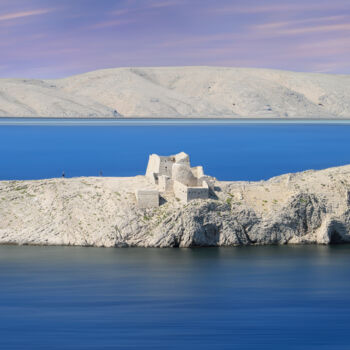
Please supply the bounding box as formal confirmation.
[1,164,350,247]
[1,66,350,119]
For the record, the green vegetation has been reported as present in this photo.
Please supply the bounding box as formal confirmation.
[13,185,28,191]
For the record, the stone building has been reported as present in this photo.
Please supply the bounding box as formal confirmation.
[136,152,213,208]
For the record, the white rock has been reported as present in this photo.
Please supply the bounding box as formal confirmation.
[1,164,350,247]
[1,67,350,118]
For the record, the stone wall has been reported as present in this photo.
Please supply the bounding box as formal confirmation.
[172,163,198,186]
[173,181,188,202]
[146,154,174,182]
[158,157,174,178]
[187,182,209,201]
[135,190,159,208]
[174,180,209,203]
[159,175,173,192]
[191,166,204,179]
[145,155,159,180]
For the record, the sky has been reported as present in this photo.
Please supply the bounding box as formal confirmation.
[0,0,349,78]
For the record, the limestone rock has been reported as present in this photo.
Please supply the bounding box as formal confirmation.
[1,164,350,247]
[1,67,350,118]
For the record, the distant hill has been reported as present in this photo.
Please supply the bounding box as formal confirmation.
[0,66,349,118]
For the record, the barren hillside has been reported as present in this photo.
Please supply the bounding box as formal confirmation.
[0,67,349,118]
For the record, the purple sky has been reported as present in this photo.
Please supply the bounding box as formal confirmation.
[0,0,349,78]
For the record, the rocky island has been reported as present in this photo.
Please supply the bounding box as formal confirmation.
[1,152,350,247]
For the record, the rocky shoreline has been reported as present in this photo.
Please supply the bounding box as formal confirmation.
[1,164,350,247]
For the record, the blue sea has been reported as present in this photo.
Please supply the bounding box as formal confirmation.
[1,118,350,349]
[0,118,350,181]
[1,245,350,349]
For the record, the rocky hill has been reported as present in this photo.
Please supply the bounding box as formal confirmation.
[1,164,350,247]
[0,66,350,118]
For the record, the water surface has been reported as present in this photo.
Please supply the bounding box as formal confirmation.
[1,120,350,348]
[0,119,350,181]
[0,245,349,349]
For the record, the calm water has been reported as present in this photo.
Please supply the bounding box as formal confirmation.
[0,119,350,181]
[0,245,350,349]
[1,119,350,348]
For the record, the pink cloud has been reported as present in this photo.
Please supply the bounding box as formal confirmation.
[111,0,184,16]
[149,0,185,8]
[278,23,350,35]
[111,9,130,16]
[89,19,137,29]
[213,2,349,14]
[159,33,240,47]
[248,15,350,38]
[0,9,53,22]
[254,16,347,30]
[312,61,350,73]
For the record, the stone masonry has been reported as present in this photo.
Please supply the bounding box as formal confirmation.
[136,152,213,208]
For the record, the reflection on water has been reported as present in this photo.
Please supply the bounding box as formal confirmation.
[0,245,349,349]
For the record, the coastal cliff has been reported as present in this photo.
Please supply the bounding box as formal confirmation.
[1,164,350,247]
[1,66,350,119]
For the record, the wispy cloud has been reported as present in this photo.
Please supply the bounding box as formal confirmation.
[160,15,350,47]
[290,38,350,60]
[92,1,183,30]
[0,9,53,22]
[254,15,347,30]
[159,33,238,47]
[213,2,348,14]
[281,23,350,35]
[213,4,303,14]
[252,17,350,36]
[90,19,136,29]
[278,23,350,35]
[312,60,350,73]
[111,0,184,16]
[112,9,130,16]
[148,0,184,8]
[1,0,350,77]
[297,37,350,51]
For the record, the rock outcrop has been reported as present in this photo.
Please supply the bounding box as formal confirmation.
[1,164,350,247]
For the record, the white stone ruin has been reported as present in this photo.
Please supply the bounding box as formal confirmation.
[135,152,214,208]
